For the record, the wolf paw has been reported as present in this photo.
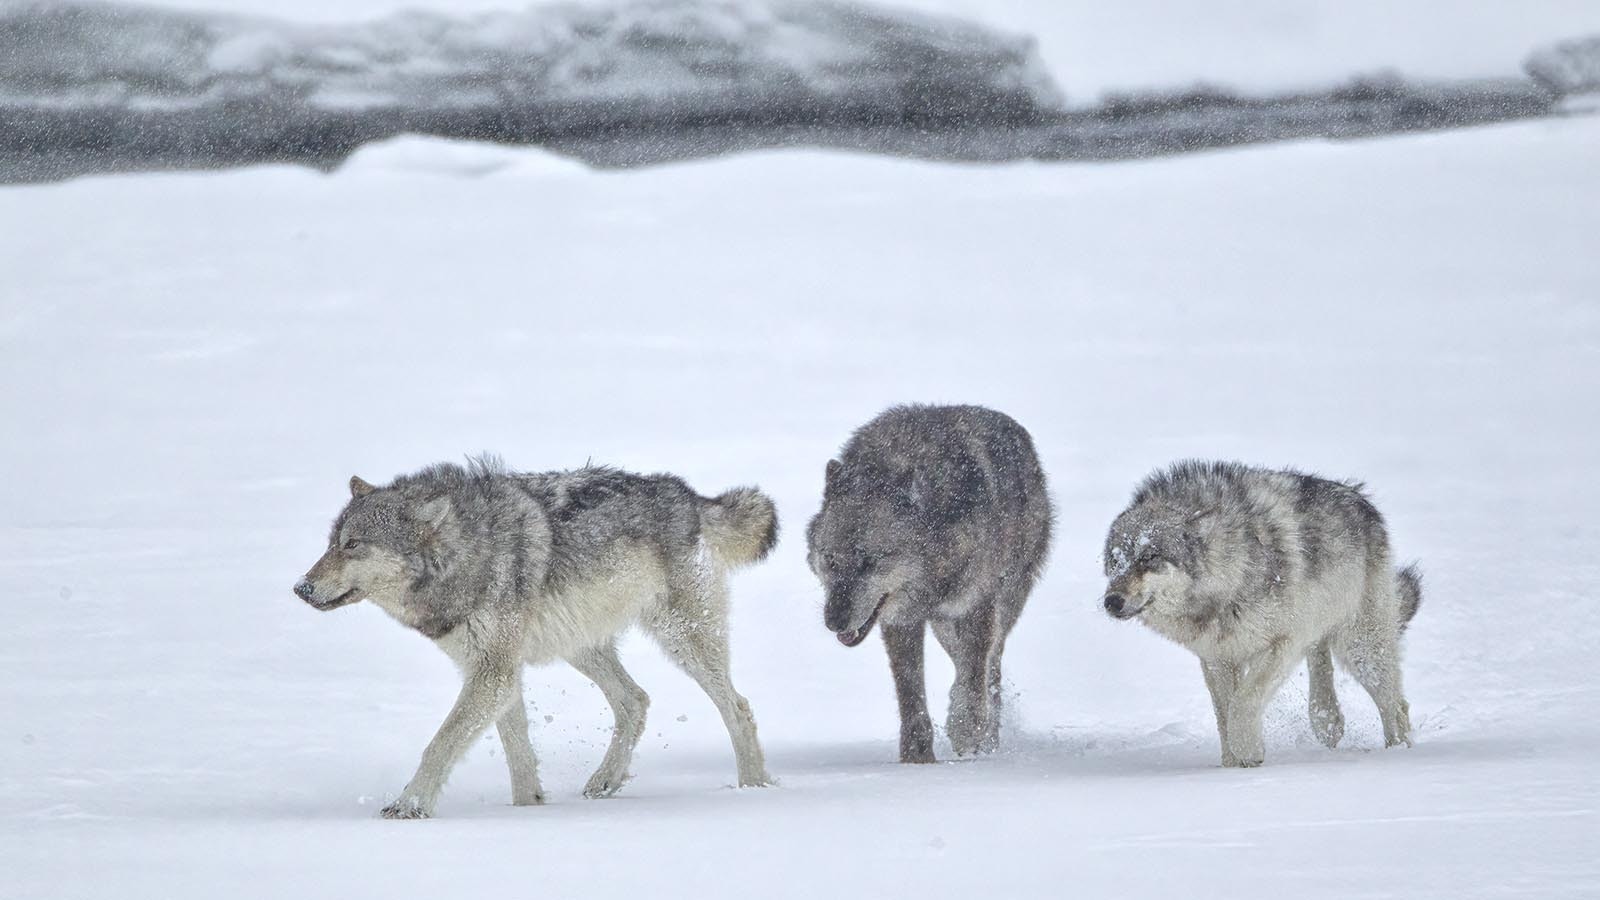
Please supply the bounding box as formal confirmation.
[582,771,630,799]
[379,797,431,819]
[1385,703,1414,748]
[511,791,546,807]
[1384,729,1415,749]
[1226,733,1265,768]
[948,728,980,758]
[978,723,1001,755]
[738,771,776,788]
[899,744,937,764]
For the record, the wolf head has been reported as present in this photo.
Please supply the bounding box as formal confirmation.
[1100,503,1205,621]
[806,458,936,647]
[293,475,452,612]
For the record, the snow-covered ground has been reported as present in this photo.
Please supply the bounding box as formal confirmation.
[2,119,1598,898]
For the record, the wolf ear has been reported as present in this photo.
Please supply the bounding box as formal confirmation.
[350,476,376,498]
[824,459,844,493]
[413,496,453,532]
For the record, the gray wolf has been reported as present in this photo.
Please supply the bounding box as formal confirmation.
[807,405,1053,763]
[293,457,777,818]
[1100,460,1423,767]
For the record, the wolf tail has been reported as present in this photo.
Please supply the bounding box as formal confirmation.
[1395,564,1423,630]
[700,487,779,569]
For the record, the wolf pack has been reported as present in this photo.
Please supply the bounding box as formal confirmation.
[294,404,1424,819]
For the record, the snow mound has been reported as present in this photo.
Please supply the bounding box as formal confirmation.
[340,135,592,177]
[0,0,1064,126]
[1525,35,1600,95]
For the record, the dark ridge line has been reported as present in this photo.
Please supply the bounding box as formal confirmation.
[0,76,1575,185]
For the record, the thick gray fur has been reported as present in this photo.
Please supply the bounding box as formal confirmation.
[294,457,778,818]
[1101,460,1424,767]
[807,404,1053,763]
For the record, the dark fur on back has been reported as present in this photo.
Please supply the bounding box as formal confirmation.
[517,464,703,594]
[327,456,774,639]
[1118,459,1389,596]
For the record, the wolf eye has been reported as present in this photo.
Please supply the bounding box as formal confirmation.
[341,538,361,551]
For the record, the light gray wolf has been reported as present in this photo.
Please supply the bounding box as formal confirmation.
[807,404,1053,763]
[1100,460,1423,767]
[293,457,777,818]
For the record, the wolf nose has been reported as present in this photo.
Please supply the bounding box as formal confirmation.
[1103,593,1126,615]
[822,602,851,633]
[294,580,316,601]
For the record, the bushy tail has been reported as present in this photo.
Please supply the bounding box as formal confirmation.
[1396,564,1423,630]
[700,487,778,568]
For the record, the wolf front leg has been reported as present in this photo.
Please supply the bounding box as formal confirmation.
[1224,640,1301,768]
[882,620,935,764]
[382,649,522,819]
[1200,658,1240,767]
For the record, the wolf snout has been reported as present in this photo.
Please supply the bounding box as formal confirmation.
[1103,593,1135,619]
[823,601,852,634]
[823,588,865,634]
[293,579,316,602]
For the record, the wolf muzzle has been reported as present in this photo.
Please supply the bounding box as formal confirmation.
[829,592,889,647]
[1102,591,1143,620]
[294,578,358,610]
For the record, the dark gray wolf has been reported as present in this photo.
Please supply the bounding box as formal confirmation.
[294,458,777,818]
[807,405,1053,763]
[1101,460,1423,767]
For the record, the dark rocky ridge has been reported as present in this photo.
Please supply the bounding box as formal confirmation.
[0,0,1593,184]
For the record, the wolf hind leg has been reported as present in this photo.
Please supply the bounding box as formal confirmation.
[1307,639,1345,749]
[495,681,545,805]
[1332,610,1413,748]
[567,640,650,799]
[979,586,1030,754]
[932,611,998,756]
[646,578,771,787]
